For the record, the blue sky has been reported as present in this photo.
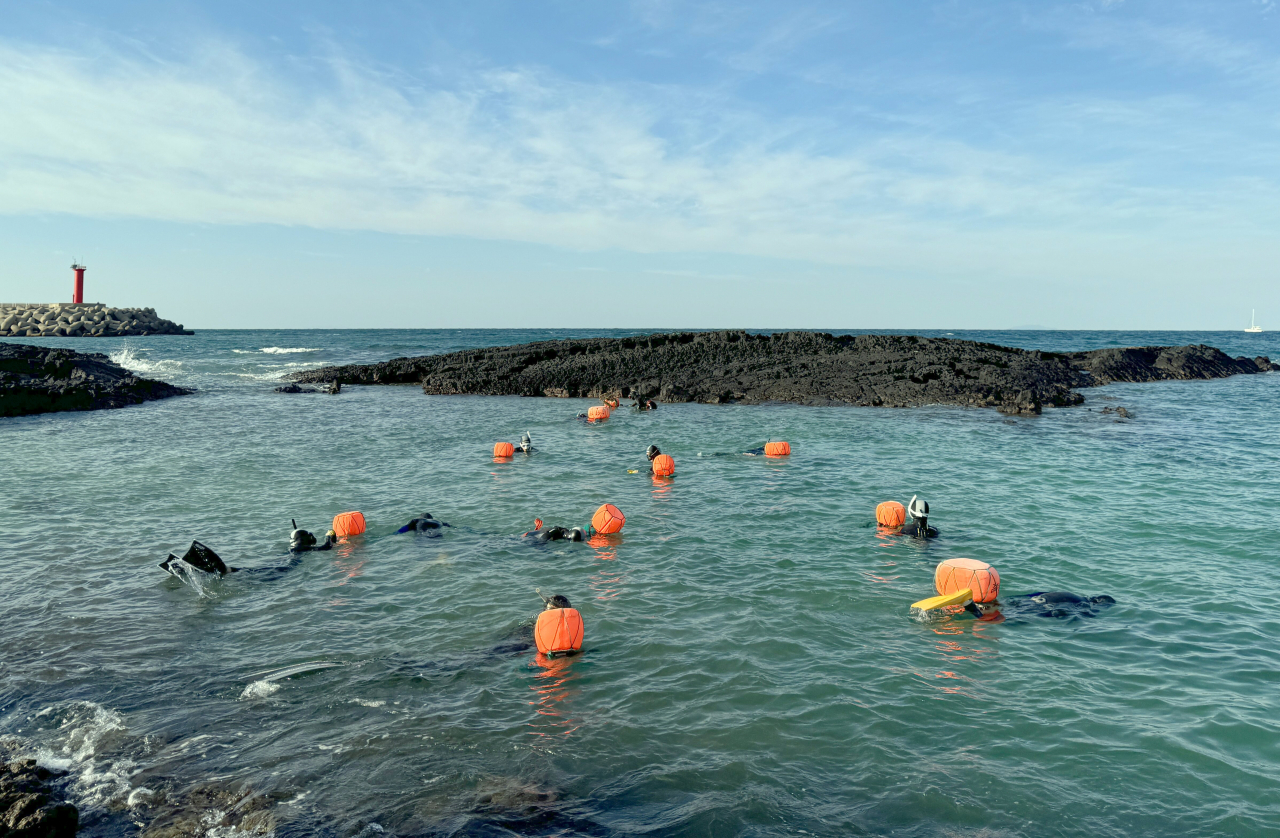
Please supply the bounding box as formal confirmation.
[1,0,1277,329]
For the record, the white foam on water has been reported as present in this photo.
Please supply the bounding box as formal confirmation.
[240,680,281,700]
[31,701,136,811]
[349,699,386,708]
[259,347,320,354]
[109,344,184,376]
[165,560,224,598]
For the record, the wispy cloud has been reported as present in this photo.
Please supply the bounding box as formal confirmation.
[0,31,1277,282]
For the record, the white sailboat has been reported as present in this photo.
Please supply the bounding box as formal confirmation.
[1245,310,1263,333]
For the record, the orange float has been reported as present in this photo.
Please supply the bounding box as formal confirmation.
[331,511,366,538]
[764,441,791,457]
[935,558,1000,603]
[651,454,675,477]
[876,501,906,527]
[493,441,515,457]
[587,405,611,421]
[591,503,626,534]
[534,607,584,655]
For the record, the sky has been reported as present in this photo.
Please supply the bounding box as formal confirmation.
[1,0,1277,329]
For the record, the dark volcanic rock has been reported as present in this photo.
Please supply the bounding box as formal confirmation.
[1,342,193,418]
[0,758,78,838]
[289,331,1277,413]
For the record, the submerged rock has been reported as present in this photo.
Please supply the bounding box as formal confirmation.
[0,343,193,417]
[289,331,1278,413]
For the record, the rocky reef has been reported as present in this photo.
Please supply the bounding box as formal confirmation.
[290,331,1277,414]
[1,343,193,418]
[0,303,191,338]
[0,758,78,838]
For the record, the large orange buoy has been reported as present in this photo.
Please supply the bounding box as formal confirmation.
[534,607,584,655]
[764,441,791,457]
[591,503,625,534]
[651,453,675,477]
[332,511,366,538]
[587,405,610,421]
[493,441,514,457]
[935,558,1000,603]
[876,501,906,527]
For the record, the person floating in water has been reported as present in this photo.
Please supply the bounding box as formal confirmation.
[523,518,595,542]
[290,520,338,552]
[535,589,584,656]
[160,521,332,580]
[632,398,657,411]
[397,512,450,534]
[898,496,938,539]
[965,592,1116,623]
[516,432,535,454]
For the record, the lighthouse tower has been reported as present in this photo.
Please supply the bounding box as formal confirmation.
[71,263,86,304]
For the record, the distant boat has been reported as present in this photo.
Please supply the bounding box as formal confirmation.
[1245,309,1263,333]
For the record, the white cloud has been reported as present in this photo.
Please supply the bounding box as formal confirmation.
[0,34,1277,283]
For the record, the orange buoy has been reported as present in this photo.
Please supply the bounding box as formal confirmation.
[935,558,1000,603]
[764,441,791,457]
[651,453,675,477]
[876,501,906,527]
[587,405,611,421]
[591,503,626,534]
[493,441,514,457]
[331,511,366,538]
[534,607,584,655]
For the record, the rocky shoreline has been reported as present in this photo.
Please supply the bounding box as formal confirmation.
[0,755,78,838]
[0,303,191,338]
[1,343,193,418]
[290,331,1277,414]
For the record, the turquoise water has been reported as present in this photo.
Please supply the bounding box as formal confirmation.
[2,329,1278,837]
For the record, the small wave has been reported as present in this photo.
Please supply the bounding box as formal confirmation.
[350,699,386,708]
[109,345,183,376]
[240,680,282,700]
[262,347,321,354]
[30,701,135,810]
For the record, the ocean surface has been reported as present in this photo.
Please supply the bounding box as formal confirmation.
[2,328,1278,838]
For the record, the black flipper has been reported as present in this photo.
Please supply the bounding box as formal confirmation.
[181,541,231,575]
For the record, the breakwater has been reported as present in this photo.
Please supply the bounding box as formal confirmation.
[290,330,1278,413]
[0,303,191,338]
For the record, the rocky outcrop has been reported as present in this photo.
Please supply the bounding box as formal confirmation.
[0,759,78,838]
[0,303,192,337]
[1,343,193,418]
[288,331,1277,414]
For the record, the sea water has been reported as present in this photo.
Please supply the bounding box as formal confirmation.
[1,329,1278,837]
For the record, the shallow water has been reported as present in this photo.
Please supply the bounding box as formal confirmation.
[2,328,1279,837]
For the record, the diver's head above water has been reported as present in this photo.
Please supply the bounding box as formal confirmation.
[538,589,573,610]
[519,432,532,453]
[289,519,318,551]
[908,496,928,524]
[646,445,660,461]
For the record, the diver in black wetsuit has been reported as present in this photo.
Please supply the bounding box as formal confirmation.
[963,592,1116,622]
[290,521,337,552]
[517,432,535,454]
[633,399,657,411]
[397,513,450,534]
[898,496,939,539]
[523,518,594,542]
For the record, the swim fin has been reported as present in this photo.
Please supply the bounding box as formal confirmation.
[910,588,973,611]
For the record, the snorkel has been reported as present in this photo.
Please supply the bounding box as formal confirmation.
[907,496,929,534]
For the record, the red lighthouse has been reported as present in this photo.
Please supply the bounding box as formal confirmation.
[71,263,86,304]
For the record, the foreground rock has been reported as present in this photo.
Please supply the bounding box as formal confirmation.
[0,758,78,838]
[290,331,1277,414]
[0,303,191,337]
[1,343,194,417]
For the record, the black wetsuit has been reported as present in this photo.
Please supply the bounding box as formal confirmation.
[966,592,1116,622]
[524,526,588,543]
[397,514,450,534]
[290,531,336,552]
[897,517,939,539]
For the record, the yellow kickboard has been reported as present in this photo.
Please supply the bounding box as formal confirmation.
[911,588,973,610]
